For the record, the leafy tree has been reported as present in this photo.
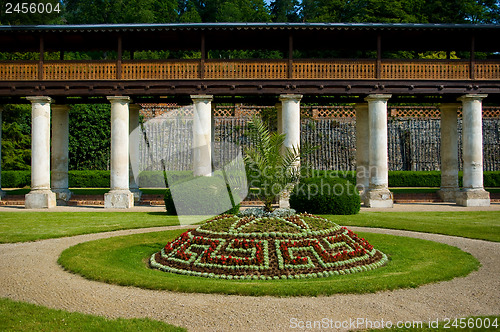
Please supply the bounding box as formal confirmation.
[0,0,63,25]
[1,104,31,170]
[244,116,300,212]
[68,104,111,170]
[270,0,300,22]
[216,0,270,22]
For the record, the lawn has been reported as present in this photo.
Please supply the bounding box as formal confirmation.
[329,211,500,242]
[0,212,179,243]
[0,297,185,332]
[58,229,479,297]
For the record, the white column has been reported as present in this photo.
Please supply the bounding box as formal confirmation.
[129,104,142,203]
[278,94,302,208]
[355,103,369,202]
[456,94,490,206]
[105,96,134,209]
[0,107,5,199]
[51,105,72,204]
[364,94,393,208]
[25,96,56,209]
[191,95,213,177]
[437,103,460,202]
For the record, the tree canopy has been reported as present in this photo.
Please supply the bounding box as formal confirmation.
[0,0,498,25]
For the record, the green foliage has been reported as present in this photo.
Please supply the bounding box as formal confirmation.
[0,0,63,25]
[484,171,500,187]
[0,170,30,188]
[290,176,361,215]
[388,170,442,187]
[68,170,110,188]
[68,104,111,170]
[1,104,31,171]
[0,297,185,332]
[244,116,301,212]
[270,0,300,22]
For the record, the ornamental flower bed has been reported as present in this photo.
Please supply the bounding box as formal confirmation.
[150,210,388,280]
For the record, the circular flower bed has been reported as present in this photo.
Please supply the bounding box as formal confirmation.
[150,210,387,280]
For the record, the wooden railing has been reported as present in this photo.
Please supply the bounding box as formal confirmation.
[204,60,287,79]
[293,60,375,79]
[44,61,116,80]
[0,61,38,80]
[0,59,499,81]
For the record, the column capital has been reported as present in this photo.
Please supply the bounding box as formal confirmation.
[458,94,488,102]
[26,96,53,104]
[191,95,213,103]
[107,96,132,104]
[51,104,70,112]
[279,94,302,102]
[365,94,392,103]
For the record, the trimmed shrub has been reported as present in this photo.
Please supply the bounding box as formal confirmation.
[164,176,241,215]
[138,170,194,188]
[290,176,360,215]
[0,170,30,188]
[388,171,441,187]
[68,170,110,188]
[484,171,500,187]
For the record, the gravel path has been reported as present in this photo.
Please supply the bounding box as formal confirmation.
[0,226,498,331]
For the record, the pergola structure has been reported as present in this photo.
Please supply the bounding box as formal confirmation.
[0,23,498,208]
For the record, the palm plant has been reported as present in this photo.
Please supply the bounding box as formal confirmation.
[244,116,301,212]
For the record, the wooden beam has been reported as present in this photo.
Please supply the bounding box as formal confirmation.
[376,34,382,79]
[39,35,44,80]
[200,32,206,80]
[470,35,475,80]
[117,35,123,80]
[288,32,293,79]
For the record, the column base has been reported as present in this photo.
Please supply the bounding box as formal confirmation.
[456,189,490,207]
[0,190,5,199]
[278,190,290,209]
[105,190,134,209]
[437,188,459,203]
[130,188,143,203]
[25,190,56,209]
[364,189,393,208]
[53,189,73,205]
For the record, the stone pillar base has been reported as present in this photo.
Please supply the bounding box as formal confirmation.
[130,188,143,203]
[25,190,56,209]
[105,190,134,209]
[0,190,6,199]
[279,190,290,209]
[437,188,458,202]
[456,189,490,207]
[364,189,393,208]
[52,189,73,205]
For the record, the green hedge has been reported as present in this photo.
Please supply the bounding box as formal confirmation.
[0,170,31,188]
[290,176,361,215]
[1,170,499,189]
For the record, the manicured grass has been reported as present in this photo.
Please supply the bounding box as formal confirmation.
[0,297,185,332]
[58,229,479,297]
[327,211,500,242]
[0,212,179,243]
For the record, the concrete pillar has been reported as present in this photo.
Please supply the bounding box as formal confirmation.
[355,103,369,201]
[0,107,5,199]
[51,105,72,205]
[278,94,302,208]
[105,96,134,209]
[456,94,490,206]
[25,96,56,209]
[191,95,213,177]
[129,104,142,203]
[364,94,393,208]
[437,103,460,202]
